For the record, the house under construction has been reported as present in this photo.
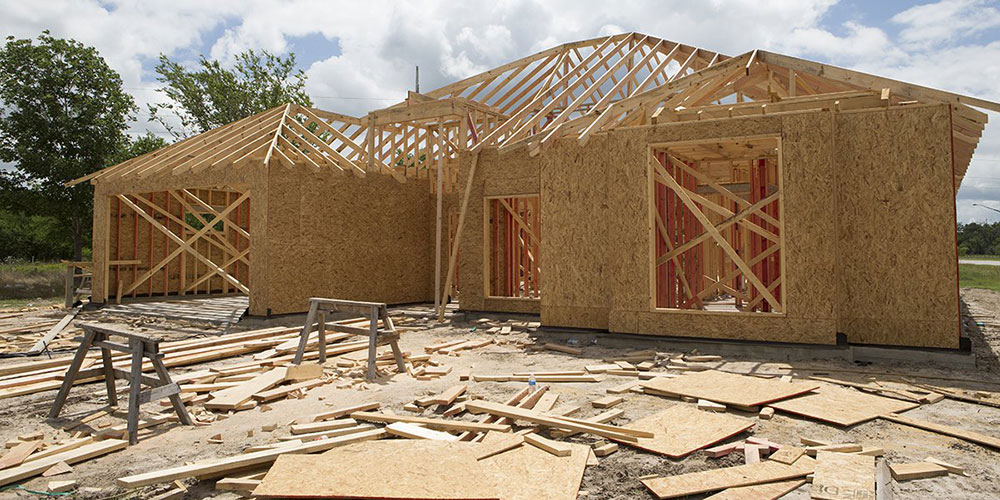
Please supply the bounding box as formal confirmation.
[71,33,998,349]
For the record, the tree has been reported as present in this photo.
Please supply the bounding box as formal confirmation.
[107,131,169,167]
[149,50,312,138]
[0,31,136,261]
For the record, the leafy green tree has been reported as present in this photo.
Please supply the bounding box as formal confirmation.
[149,50,312,138]
[0,31,136,261]
[107,131,169,166]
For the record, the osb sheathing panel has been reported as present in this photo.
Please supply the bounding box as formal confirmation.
[457,147,541,314]
[834,104,959,348]
[262,165,434,315]
[564,111,839,344]
[539,137,613,329]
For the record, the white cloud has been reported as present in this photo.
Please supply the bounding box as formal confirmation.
[893,0,1000,49]
[1,0,999,221]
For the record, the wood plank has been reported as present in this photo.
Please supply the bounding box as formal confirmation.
[768,446,805,465]
[430,385,467,405]
[475,434,524,460]
[290,419,359,435]
[205,367,286,410]
[641,458,815,499]
[524,434,571,457]
[28,306,81,353]
[385,422,459,441]
[464,401,647,442]
[592,396,624,409]
[640,370,817,409]
[881,413,1000,450]
[811,451,874,500]
[351,411,510,433]
[0,439,127,487]
[613,405,753,458]
[0,440,42,469]
[769,385,918,426]
[117,429,386,488]
[889,462,949,481]
[294,402,379,424]
[704,479,805,500]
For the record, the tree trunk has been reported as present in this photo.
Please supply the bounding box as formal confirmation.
[71,215,83,262]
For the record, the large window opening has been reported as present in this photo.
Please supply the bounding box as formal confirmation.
[486,195,541,299]
[650,137,783,314]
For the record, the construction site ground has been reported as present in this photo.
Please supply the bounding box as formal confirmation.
[1,289,999,499]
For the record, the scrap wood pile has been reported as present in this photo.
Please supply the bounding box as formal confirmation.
[0,306,82,354]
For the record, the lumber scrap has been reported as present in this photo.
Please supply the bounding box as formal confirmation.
[252,378,326,402]
[0,439,127,487]
[768,446,805,465]
[430,384,467,405]
[924,456,965,476]
[117,429,386,488]
[28,305,81,353]
[352,411,510,433]
[294,402,379,424]
[704,479,805,500]
[613,405,753,458]
[290,418,358,435]
[0,440,42,469]
[277,425,376,442]
[592,396,624,409]
[881,413,1000,450]
[205,367,287,410]
[811,451,874,500]
[475,433,524,460]
[464,400,647,442]
[524,433,572,457]
[385,422,460,441]
[889,461,949,480]
[641,457,815,499]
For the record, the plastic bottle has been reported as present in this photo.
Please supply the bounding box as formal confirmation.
[528,372,537,392]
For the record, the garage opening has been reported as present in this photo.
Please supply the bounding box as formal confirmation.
[486,195,541,299]
[650,137,783,314]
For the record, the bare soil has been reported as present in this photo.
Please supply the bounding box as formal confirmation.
[2,290,1000,499]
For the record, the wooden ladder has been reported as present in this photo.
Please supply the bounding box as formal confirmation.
[292,298,406,380]
[48,323,193,444]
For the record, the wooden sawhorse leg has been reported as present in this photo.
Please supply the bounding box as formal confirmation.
[293,301,319,365]
[49,328,98,419]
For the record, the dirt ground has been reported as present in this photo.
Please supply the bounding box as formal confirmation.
[2,290,1000,499]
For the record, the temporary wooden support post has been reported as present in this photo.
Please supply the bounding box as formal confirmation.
[292,298,406,380]
[49,323,192,444]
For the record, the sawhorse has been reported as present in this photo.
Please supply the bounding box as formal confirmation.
[49,323,193,444]
[292,298,406,380]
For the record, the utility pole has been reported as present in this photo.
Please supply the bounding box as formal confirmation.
[415,65,420,93]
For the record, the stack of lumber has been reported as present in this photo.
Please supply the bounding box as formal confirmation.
[0,309,82,354]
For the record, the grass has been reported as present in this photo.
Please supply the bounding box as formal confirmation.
[0,297,62,310]
[0,260,64,301]
[959,263,1000,292]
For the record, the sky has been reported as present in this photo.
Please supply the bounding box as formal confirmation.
[2,0,1000,222]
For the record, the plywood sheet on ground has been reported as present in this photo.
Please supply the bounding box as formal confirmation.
[253,441,500,499]
[768,384,918,426]
[478,431,589,500]
[704,479,806,499]
[612,404,753,458]
[641,457,815,499]
[811,451,874,500]
[640,370,818,409]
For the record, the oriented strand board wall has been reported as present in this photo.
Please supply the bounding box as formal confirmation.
[605,111,838,344]
[457,148,541,314]
[834,104,959,348]
[262,165,434,315]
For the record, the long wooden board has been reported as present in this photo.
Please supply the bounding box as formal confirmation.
[768,385,918,426]
[254,441,501,499]
[881,413,1000,450]
[0,439,127,487]
[641,457,815,498]
[640,370,818,409]
[464,401,646,442]
[118,429,386,488]
[351,412,510,433]
[704,479,806,499]
[811,451,874,500]
[613,405,753,458]
[205,367,287,410]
